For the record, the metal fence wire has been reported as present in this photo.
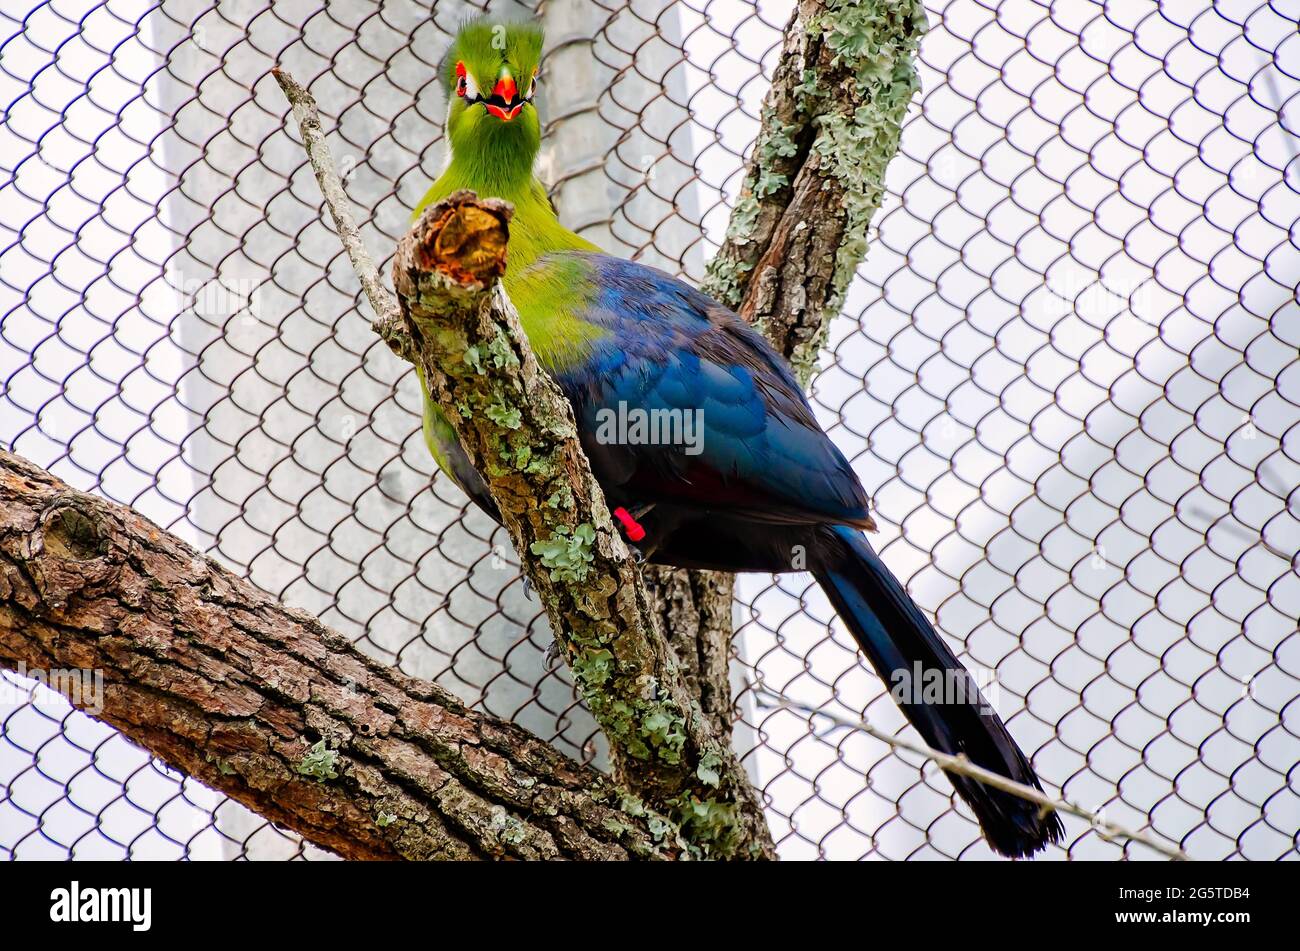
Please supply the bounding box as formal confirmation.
[1,0,1298,861]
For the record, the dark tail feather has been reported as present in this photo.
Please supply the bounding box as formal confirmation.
[811,524,1063,858]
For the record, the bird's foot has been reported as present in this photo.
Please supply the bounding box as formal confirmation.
[522,576,534,601]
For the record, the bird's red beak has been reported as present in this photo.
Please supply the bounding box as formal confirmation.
[485,74,523,122]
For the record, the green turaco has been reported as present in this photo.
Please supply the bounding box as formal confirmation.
[411,18,1062,858]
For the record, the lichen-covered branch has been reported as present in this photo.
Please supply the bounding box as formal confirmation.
[641,564,737,742]
[390,193,773,858]
[705,0,927,382]
[0,451,681,860]
[661,0,928,740]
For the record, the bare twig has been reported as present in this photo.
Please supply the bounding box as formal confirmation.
[751,685,1191,861]
[272,68,412,362]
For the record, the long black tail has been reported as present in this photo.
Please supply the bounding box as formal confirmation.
[811,524,1063,858]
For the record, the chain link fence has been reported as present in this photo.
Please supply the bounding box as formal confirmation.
[1,0,1297,860]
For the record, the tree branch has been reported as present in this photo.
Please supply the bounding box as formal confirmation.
[388,192,772,857]
[657,0,929,745]
[706,0,928,381]
[0,451,681,860]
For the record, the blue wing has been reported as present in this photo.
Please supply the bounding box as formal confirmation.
[547,254,873,529]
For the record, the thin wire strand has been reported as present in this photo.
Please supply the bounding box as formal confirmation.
[750,684,1191,862]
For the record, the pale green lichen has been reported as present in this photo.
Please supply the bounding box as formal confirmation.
[668,793,744,857]
[376,811,398,828]
[464,334,520,376]
[702,244,755,308]
[641,706,687,764]
[695,750,723,788]
[296,740,339,781]
[496,440,562,475]
[205,752,236,777]
[646,813,676,842]
[707,0,925,343]
[621,785,745,859]
[807,0,926,309]
[602,815,636,837]
[723,193,761,244]
[581,688,688,767]
[507,443,531,469]
[571,646,615,686]
[488,805,528,846]
[762,114,800,160]
[617,794,688,853]
[601,699,649,760]
[816,0,927,87]
[753,167,789,199]
[484,402,522,429]
[529,522,595,583]
[611,792,746,860]
[751,109,800,198]
[794,67,820,101]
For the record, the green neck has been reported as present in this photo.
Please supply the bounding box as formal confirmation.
[414,149,599,279]
[413,143,607,371]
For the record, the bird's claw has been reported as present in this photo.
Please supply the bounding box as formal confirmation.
[544,639,563,670]
[522,576,534,601]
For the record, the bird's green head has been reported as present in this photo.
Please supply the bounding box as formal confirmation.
[443,19,544,176]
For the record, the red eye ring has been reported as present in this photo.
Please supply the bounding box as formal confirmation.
[455,60,467,97]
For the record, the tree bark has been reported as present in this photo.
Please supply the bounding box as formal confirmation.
[0,450,681,860]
